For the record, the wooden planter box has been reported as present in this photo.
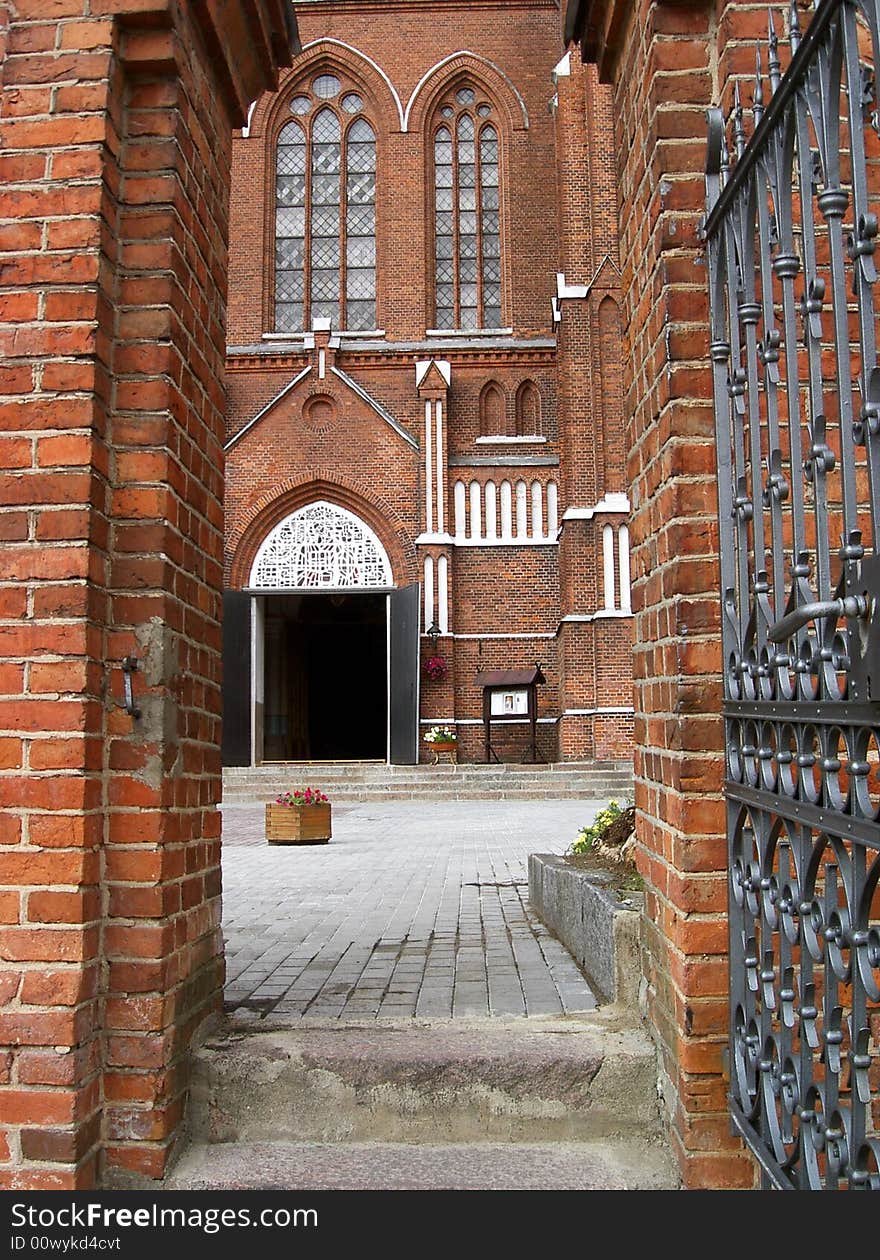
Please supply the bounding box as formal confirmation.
[427,740,457,764]
[266,802,332,845]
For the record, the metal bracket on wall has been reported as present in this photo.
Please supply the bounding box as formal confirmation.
[122,656,141,720]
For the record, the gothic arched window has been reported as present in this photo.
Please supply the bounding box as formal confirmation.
[515,380,541,436]
[479,381,506,436]
[433,86,502,330]
[275,74,377,333]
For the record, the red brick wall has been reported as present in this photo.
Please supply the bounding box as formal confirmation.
[574,0,757,1188]
[0,0,290,1191]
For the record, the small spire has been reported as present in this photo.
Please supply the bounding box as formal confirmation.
[754,48,765,125]
[733,80,746,159]
[768,9,781,93]
[789,0,801,54]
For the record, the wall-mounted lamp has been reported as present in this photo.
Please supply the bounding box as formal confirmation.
[427,621,441,653]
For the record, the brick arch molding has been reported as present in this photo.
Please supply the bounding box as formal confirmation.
[404,51,530,134]
[248,39,405,139]
[229,476,417,590]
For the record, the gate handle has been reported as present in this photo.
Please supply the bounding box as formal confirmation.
[768,596,869,643]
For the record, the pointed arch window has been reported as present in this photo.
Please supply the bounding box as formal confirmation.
[275,75,377,333]
[433,86,502,330]
[479,381,506,436]
[515,381,541,436]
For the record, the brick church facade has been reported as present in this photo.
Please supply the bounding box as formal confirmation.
[221,0,633,767]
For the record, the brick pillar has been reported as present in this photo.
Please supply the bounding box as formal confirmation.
[570,0,756,1187]
[553,52,633,761]
[0,0,292,1190]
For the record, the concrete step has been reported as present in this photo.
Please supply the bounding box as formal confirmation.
[166,1138,678,1191]
[186,1014,662,1146]
[222,761,634,803]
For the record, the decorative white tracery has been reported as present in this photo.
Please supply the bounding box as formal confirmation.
[250,500,392,589]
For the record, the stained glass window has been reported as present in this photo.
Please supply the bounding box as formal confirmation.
[274,81,377,332]
[250,501,393,589]
[433,89,503,330]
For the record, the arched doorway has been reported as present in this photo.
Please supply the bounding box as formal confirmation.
[223,500,420,766]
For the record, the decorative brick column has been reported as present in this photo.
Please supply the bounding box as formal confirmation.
[552,51,634,762]
[568,0,756,1187]
[0,0,292,1189]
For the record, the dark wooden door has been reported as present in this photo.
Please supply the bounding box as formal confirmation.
[389,583,420,764]
[221,591,252,766]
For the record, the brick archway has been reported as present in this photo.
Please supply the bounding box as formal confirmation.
[229,478,417,593]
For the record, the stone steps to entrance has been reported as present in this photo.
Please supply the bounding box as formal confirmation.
[166,1138,676,1191]
[166,1014,678,1191]
[223,760,634,802]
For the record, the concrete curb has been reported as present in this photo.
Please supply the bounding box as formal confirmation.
[528,853,642,1007]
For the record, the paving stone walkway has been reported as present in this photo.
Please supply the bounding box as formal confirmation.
[221,799,602,1020]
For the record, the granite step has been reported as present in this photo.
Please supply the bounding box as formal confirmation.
[222,761,634,802]
[185,1014,661,1146]
[165,1137,678,1191]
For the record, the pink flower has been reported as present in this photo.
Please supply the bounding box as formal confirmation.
[274,787,331,807]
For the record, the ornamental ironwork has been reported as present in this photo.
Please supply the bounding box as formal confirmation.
[704,0,880,1188]
[250,500,392,590]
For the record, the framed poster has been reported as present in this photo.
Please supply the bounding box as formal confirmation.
[489,688,529,717]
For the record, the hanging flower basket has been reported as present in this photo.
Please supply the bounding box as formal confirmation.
[266,788,332,845]
[424,655,449,682]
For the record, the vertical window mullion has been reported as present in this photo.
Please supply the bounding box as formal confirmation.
[452,130,460,328]
[340,117,347,329]
[304,125,313,330]
[474,118,484,327]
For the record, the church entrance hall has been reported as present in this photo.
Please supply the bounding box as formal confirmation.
[261,593,387,762]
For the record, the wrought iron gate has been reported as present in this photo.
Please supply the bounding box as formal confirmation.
[704,0,880,1188]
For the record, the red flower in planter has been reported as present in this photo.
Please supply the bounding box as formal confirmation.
[424,655,448,682]
[275,788,330,806]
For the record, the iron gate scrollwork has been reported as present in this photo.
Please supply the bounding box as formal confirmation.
[704,0,880,1188]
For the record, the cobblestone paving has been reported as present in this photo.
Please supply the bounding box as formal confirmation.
[221,800,602,1020]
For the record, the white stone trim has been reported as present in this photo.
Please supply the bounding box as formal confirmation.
[420,717,559,726]
[425,400,433,534]
[559,611,634,623]
[562,493,631,521]
[300,38,405,130]
[453,538,558,548]
[556,272,589,301]
[424,556,435,631]
[242,100,257,138]
[619,524,632,615]
[453,477,559,544]
[438,555,449,634]
[562,707,635,717]
[426,327,513,338]
[474,435,547,445]
[415,358,451,388]
[452,632,557,640]
[484,480,497,540]
[435,400,445,534]
[552,53,572,82]
[603,523,615,611]
[547,481,558,536]
[415,532,455,546]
